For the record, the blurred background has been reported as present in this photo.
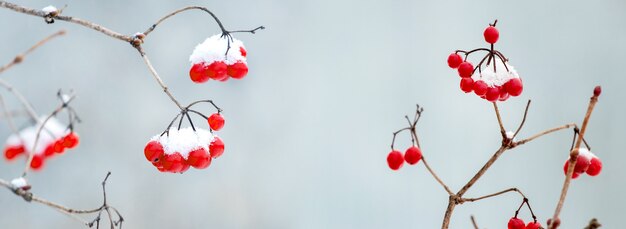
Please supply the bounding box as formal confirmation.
[0,0,624,228]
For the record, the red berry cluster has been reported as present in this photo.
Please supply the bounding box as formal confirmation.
[563,148,602,179]
[4,119,80,170]
[189,34,249,83]
[144,134,224,173]
[508,217,542,229]
[386,105,425,171]
[447,20,523,102]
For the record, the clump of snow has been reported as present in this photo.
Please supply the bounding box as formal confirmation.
[189,34,246,65]
[10,177,28,189]
[5,117,68,155]
[471,60,519,87]
[42,5,58,14]
[505,131,517,141]
[577,148,594,159]
[151,127,215,159]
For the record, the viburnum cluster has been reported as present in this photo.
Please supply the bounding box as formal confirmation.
[189,34,249,83]
[144,102,225,173]
[386,106,424,170]
[447,20,523,102]
[507,198,542,229]
[564,148,602,179]
[3,117,79,170]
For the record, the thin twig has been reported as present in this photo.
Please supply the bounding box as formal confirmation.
[549,87,601,229]
[143,6,230,36]
[0,78,39,122]
[511,100,531,140]
[0,30,65,74]
[470,215,479,229]
[456,146,507,197]
[512,123,577,148]
[421,156,453,195]
[492,102,506,136]
[461,187,525,203]
[136,47,184,110]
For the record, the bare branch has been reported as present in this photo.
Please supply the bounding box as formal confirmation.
[0,30,65,74]
[461,187,525,203]
[492,102,506,136]
[421,156,453,195]
[0,79,39,122]
[512,123,577,148]
[511,100,531,140]
[136,47,184,110]
[470,215,479,229]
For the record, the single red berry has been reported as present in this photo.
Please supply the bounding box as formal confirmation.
[586,156,602,176]
[152,159,166,172]
[62,132,79,149]
[189,63,211,83]
[499,89,510,101]
[43,144,55,157]
[53,139,65,154]
[209,137,225,159]
[460,78,474,93]
[162,153,185,173]
[508,217,525,229]
[387,150,404,170]
[593,86,601,97]
[4,145,25,160]
[447,53,463,68]
[473,80,488,96]
[484,26,500,44]
[457,62,474,78]
[574,153,591,173]
[207,61,228,80]
[563,160,582,179]
[526,221,542,229]
[404,146,422,165]
[485,86,501,102]
[179,162,191,174]
[240,47,247,57]
[144,141,164,163]
[505,78,523,96]
[227,62,249,79]
[187,148,212,169]
[208,113,225,131]
[30,154,45,170]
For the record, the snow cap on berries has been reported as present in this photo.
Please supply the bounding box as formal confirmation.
[42,5,58,14]
[471,60,519,87]
[150,127,215,159]
[5,117,69,156]
[189,34,247,65]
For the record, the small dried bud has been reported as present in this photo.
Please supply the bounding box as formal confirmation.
[593,86,601,97]
[547,218,561,228]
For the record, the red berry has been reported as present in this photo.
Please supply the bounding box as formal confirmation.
[53,139,65,154]
[208,113,225,131]
[227,62,248,79]
[43,144,55,157]
[563,160,582,179]
[162,153,185,173]
[586,156,602,176]
[152,159,166,172]
[4,145,25,160]
[526,221,542,229]
[593,86,601,96]
[144,141,164,163]
[484,26,500,44]
[447,53,463,68]
[219,76,230,82]
[473,80,488,96]
[508,217,525,229]
[62,132,79,149]
[240,47,247,57]
[30,154,45,170]
[485,86,501,102]
[574,153,591,173]
[499,89,510,101]
[179,163,191,174]
[207,61,228,80]
[457,62,474,78]
[187,148,212,169]
[505,78,523,96]
[404,146,422,165]
[387,150,404,170]
[189,63,211,83]
[209,137,225,159]
[460,78,474,93]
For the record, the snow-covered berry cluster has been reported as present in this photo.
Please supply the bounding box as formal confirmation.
[447,21,523,102]
[563,148,602,179]
[189,34,249,83]
[3,117,79,170]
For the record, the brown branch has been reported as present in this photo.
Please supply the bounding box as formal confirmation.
[492,102,506,136]
[461,187,525,203]
[512,123,577,148]
[136,47,184,110]
[511,100,531,140]
[421,156,453,195]
[549,87,601,229]
[0,79,40,121]
[143,6,229,36]
[456,146,507,197]
[0,172,123,228]
[0,30,65,74]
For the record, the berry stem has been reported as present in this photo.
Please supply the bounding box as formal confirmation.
[470,215,479,229]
